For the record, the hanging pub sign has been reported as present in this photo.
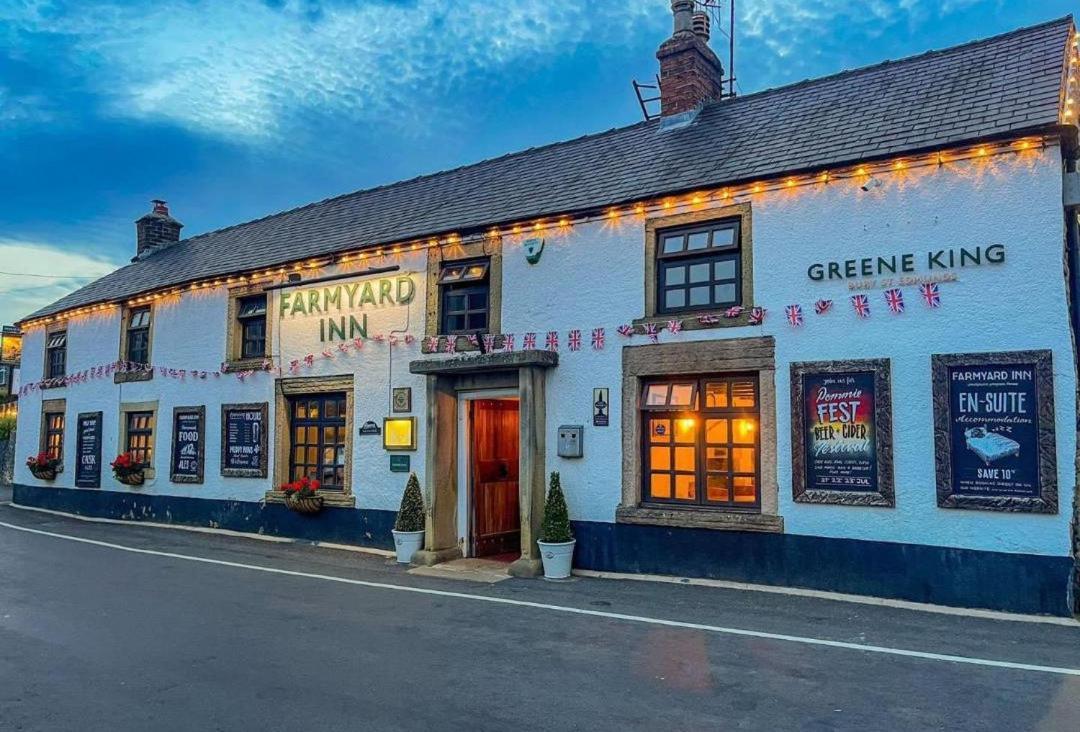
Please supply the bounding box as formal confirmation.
[171,406,205,484]
[74,411,103,489]
[790,359,894,506]
[221,403,268,478]
[931,350,1057,513]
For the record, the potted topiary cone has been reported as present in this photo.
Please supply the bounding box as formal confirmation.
[392,473,426,564]
[537,471,575,579]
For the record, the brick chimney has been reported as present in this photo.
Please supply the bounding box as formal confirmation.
[135,199,183,259]
[657,0,725,117]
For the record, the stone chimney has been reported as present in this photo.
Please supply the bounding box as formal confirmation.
[657,0,725,117]
[135,199,183,259]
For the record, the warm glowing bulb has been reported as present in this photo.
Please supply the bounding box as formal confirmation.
[819,172,830,183]
[608,208,619,219]
[634,203,646,215]
[785,178,796,188]
[533,222,543,231]
[558,217,569,227]
[893,159,905,170]
[856,166,868,176]
[512,224,522,234]
[976,146,988,156]
[662,199,673,209]
[751,184,762,194]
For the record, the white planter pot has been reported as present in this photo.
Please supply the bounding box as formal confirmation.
[537,539,576,579]
[392,529,425,564]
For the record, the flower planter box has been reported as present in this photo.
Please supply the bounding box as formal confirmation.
[29,465,57,481]
[116,470,145,487]
[284,493,324,515]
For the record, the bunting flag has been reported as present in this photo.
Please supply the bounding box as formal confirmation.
[591,327,606,349]
[568,329,582,351]
[423,336,439,352]
[884,288,905,314]
[724,306,744,319]
[643,323,660,343]
[503,334,515,352]
[920,282,941,308]
[466,334,480,347]
[482,334,497,352]
[851,294,871,318]
[545,331,559,351]
[748,307,766,325]
[404,334,416,345]
[523,332,537,349]
[814,299,833,315]
[616,324,635,337]
[667,319,683,335]
[353,338,365,351]
[444,336,457,354]
[785,304,804,327]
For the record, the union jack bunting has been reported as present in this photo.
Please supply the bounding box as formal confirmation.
[851,294,871,318]
[482,334,497,352]
[748,307,766,325]
[445,336,457,354]
[373,334,385,342]
[404,334,416,345]
[545,331,559,351]
[667,319,683,335]
[919,282,941,308]
[388,335,399,346]
[697,314,721,325]
[303,354,315,366]
[884,288,905,314]
[503,334,515,352]
[568,329,582,351]
[523,332,537,349]
[814,299,833,315]
[616,324,635,337]
[644,323,660,342]
[423,336,439,352]
[467,334,480,347]
[591,327,606,349]
[785,304,804,327]
[322,349,333,359]
[724,306,744,319]
[337,343,350,354]
[353,338,365,350]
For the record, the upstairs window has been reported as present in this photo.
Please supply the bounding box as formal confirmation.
[46,331,67,380]
[125,411,155,468]
[656,219,741,314]
[237,294,268,360]
[439,259,490,335]
[125,307,152,365]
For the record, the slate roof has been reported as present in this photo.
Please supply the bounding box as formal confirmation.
[25,16,1074,323]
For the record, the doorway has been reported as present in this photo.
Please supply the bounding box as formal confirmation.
[468,398,520,558]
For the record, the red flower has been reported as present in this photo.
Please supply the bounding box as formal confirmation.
[309,480,320,492]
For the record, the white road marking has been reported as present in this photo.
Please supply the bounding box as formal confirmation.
[2,518,1078,678]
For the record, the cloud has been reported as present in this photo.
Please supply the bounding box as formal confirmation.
[0,86,53,125]
[1,0,668,141]
[0,239,122,325]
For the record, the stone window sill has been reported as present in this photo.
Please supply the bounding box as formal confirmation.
[225,357,271,372]
[264,490,356,508]
[615,504,784,533]
[114,370,153,384]
[633,308,757,332]
[421,334,503,355]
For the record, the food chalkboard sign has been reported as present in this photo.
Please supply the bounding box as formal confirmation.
[221,403,268,478]
[74,412,103,488]
[790,359,894,507]
[171,406,205,483]
[932,350,1057,513]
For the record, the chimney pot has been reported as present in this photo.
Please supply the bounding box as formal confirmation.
[692,11,710,41]
[135,199,183,260]
[657,1,725,117]
[152,199,169,215]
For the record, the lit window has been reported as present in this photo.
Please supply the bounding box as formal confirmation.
[641,382,698,410]
[125,411,155,468]
[44,411,65,463]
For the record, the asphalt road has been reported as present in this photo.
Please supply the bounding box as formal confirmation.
[0,501,1078,731]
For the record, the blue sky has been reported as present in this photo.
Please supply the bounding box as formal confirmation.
[0,0,1074,324]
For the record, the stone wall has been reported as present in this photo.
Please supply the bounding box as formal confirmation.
[0,433,13,486]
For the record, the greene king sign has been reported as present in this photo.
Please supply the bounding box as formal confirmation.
[279,275,416,342]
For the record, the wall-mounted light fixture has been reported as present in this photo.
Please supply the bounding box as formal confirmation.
[383,417,417,451]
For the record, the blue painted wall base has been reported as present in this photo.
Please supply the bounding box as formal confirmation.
[12,484,1075,616]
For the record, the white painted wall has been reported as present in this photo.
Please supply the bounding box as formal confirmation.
[15,147,1076,558]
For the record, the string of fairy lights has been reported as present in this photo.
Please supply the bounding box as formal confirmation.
[1062,32,1080,124]
[15,130,1062,333]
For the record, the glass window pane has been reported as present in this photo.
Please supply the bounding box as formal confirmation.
[447,294,466,311]
[439,266,464,283]
[325,399,338,418]
[293,447,304,463]
[674,474,696,500]
[689,286,710,306]
[706,419,728,445]
[687,231,709,250]
[705,383,728,408]
[644,384,669,407]
[662,235,684,254]
[712,226,736,248]
[650,473,672,498]
[322,447,335,464]
[306,447,318,464]
[648,418,671,443]
[466,312,488,330]
[308,401,319,419]
[650,446,671,471]
[306,426,318,444]
[673,417,697,444]
[665,289,686,310]
[706,447,729,472]
[467,292,487,309]
[689,263,710,283]
[732,447,756,474]
[323,427,337,444]
[714,284,737,304]
[733,418,757,444]
[674,446,696,472]
[707,474,730,502]
[733,476,757,502]
[665,266,686,286]
[714,259,737,280]
[447,315,466,332]
[731,380,757,408]
[669,383,695,407]
[295,401,307,419]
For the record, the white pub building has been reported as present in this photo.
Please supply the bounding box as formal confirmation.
[13,4,1080,616]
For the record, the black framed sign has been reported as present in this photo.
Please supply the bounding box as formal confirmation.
[74,411,103,488]
[932,350,1057,513]
[790,359,894,507]
[221,402,268,478]
[171,406,205,484]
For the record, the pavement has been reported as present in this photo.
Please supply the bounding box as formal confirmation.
[0,501,1078,731]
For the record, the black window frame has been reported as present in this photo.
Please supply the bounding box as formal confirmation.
[656,219,742,315]
[288,393,348,491]
[438,258,490,335]
[46,331,67,380]
[641,373,761,511]
[125,410,155,468]
[125,307,152,366]
[237,294,268,360]
[43,411,65,464]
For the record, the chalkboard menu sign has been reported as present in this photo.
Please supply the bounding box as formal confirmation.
[221,403,268,478]
[790,359,894,507]
[170,406,205,484]
[74,412,103,488]
[932,350,1057,513]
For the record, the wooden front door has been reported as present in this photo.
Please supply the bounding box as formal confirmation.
[469,399,520,557]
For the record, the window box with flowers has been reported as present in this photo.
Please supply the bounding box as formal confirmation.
[281,476,324,515]
[26,452,60,481]
[111,452,146,486]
